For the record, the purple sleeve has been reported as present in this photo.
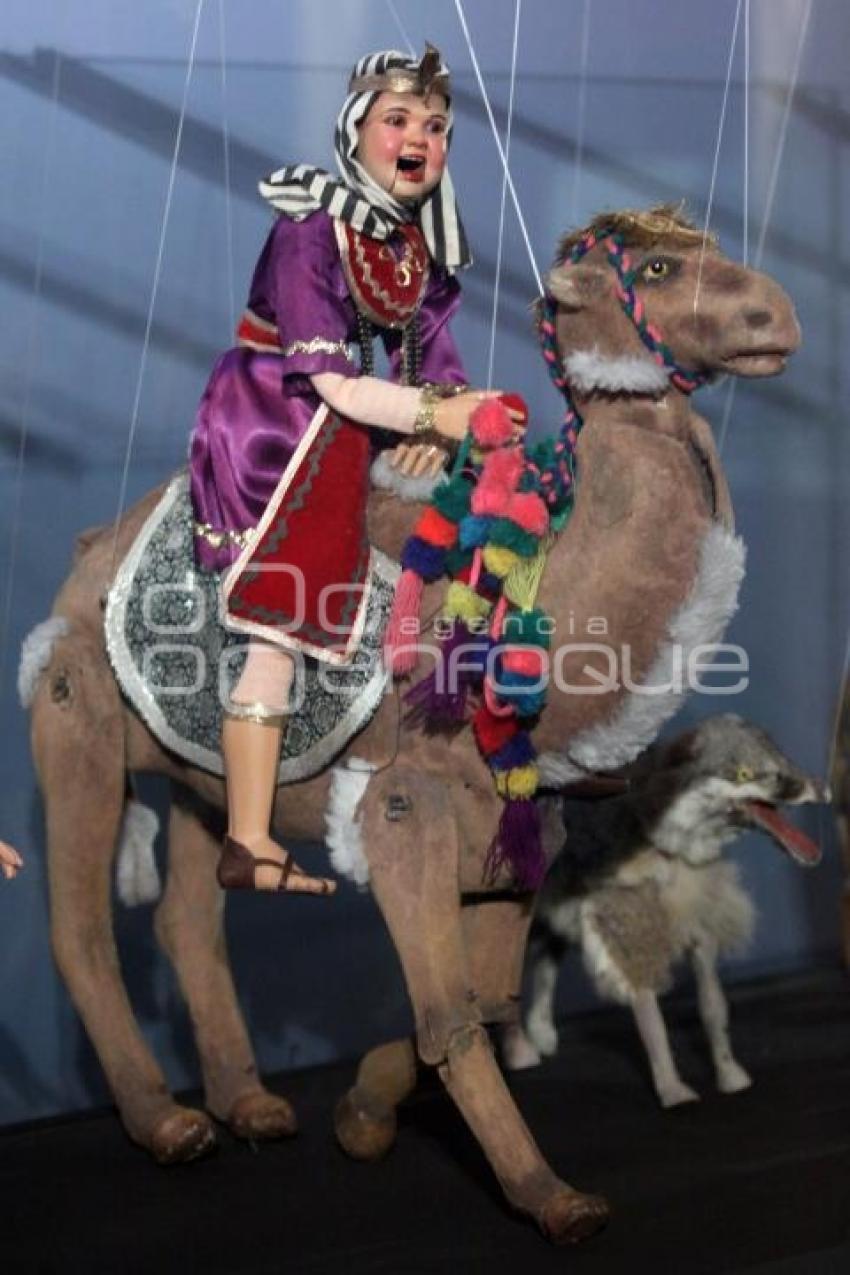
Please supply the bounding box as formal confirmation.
[258,212,359,381]
[387,268,468,385]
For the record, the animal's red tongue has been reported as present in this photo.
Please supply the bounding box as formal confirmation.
[745,800,821,866]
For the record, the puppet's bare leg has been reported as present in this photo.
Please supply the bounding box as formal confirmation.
[31,634,215,1163]
[335,1037,418,1160]
[153,788,297,1139]
[631,989,699,1108]
[358,767,608,1245]
[690,938,752,1094]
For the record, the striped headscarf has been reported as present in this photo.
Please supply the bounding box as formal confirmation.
[259,47,471,273]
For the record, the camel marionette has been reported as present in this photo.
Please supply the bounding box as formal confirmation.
[20,205,799,1245]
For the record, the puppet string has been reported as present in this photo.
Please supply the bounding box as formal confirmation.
[486,0,521,390]
[108,0,205,576]
[570,0,591,226]
[694,0,742,318]
[452,0,543,297]
[719,0,811,455]
[743,0,750,266]
[218,0,236,336]
[0,48,62,705]
[384,0,417,58]
[754,0,812,268]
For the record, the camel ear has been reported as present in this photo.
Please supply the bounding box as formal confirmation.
[546,263,607,312]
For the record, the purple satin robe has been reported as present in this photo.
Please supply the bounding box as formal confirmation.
[189,209,467,572]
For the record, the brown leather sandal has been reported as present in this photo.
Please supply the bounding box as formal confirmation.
[216,835,332,895]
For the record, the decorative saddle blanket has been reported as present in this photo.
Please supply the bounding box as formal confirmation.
[104,472,398,783]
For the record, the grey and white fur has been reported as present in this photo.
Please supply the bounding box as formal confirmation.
[503,714,825,1107]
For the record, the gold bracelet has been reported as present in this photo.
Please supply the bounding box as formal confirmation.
[413,384,441,435]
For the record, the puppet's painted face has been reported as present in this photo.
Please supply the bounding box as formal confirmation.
[356,91,448,202]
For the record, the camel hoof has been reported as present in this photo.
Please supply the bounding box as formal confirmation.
[539,1188,610,1246]
[334,1087,397,1161]
[225,1090,298,1140]
[149,1107,218,1165]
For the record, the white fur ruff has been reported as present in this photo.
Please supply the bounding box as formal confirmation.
[17,616,70,708]
[370,451,447,504]
[116,799,162,906]
[563,349,669,395]
[539,524,746,786]
[325,758,375,888]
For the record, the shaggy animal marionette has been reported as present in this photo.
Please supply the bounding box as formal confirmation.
[501,715,824,1107]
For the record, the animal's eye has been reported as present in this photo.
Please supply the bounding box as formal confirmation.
[735,764,755,785]
[641,258,670,282]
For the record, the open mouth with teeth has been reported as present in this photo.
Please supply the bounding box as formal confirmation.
[744,800,821,866]
[396,155,427,182]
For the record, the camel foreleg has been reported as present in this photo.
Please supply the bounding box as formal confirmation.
[358,766,609,1245]
[153,787,297,1141]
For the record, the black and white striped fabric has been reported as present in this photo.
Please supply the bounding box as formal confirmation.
[259,48,471,273]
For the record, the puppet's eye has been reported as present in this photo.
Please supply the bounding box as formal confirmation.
[735,764,755,784]
[641,258,670,282]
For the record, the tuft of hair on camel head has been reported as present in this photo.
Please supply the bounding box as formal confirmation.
[554,202,719,265]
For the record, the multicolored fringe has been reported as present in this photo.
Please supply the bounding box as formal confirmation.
[385,392,568,893]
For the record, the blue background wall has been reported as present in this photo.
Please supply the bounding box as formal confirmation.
[0,0,847,1126]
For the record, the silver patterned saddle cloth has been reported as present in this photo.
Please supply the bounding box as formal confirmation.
[104,472,398,783]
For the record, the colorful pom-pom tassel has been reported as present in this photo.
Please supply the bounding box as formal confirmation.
[401,536,446,582]
[482,446,524,490]
[473,704,519,756]
[444,581,492,623]
[501,646,547,679]
[444,544,475,575]
[458,515,494,550]
[470,482,513,519]
[384,569,424,675]
[431,476,472,523]
[416,506,458,549]
[498,392,529,429]
[505,491,549,536]
[404,625,493,726]
[501,607,552,649]
[482,543,521,578]
[494,764,539,799]
[485,797,546,890]
[488,732,537,771]
[470,398,515,448]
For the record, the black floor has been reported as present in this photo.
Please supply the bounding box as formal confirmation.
[4,968,850,1275]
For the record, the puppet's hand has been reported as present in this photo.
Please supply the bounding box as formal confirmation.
[388,441,448,478]
[434,390,526,442]
[0,840,23,880]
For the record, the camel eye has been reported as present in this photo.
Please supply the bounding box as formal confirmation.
[642,258,670,282]
[735,764,755,785]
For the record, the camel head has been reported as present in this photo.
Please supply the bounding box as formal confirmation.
[543,204,800,394]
